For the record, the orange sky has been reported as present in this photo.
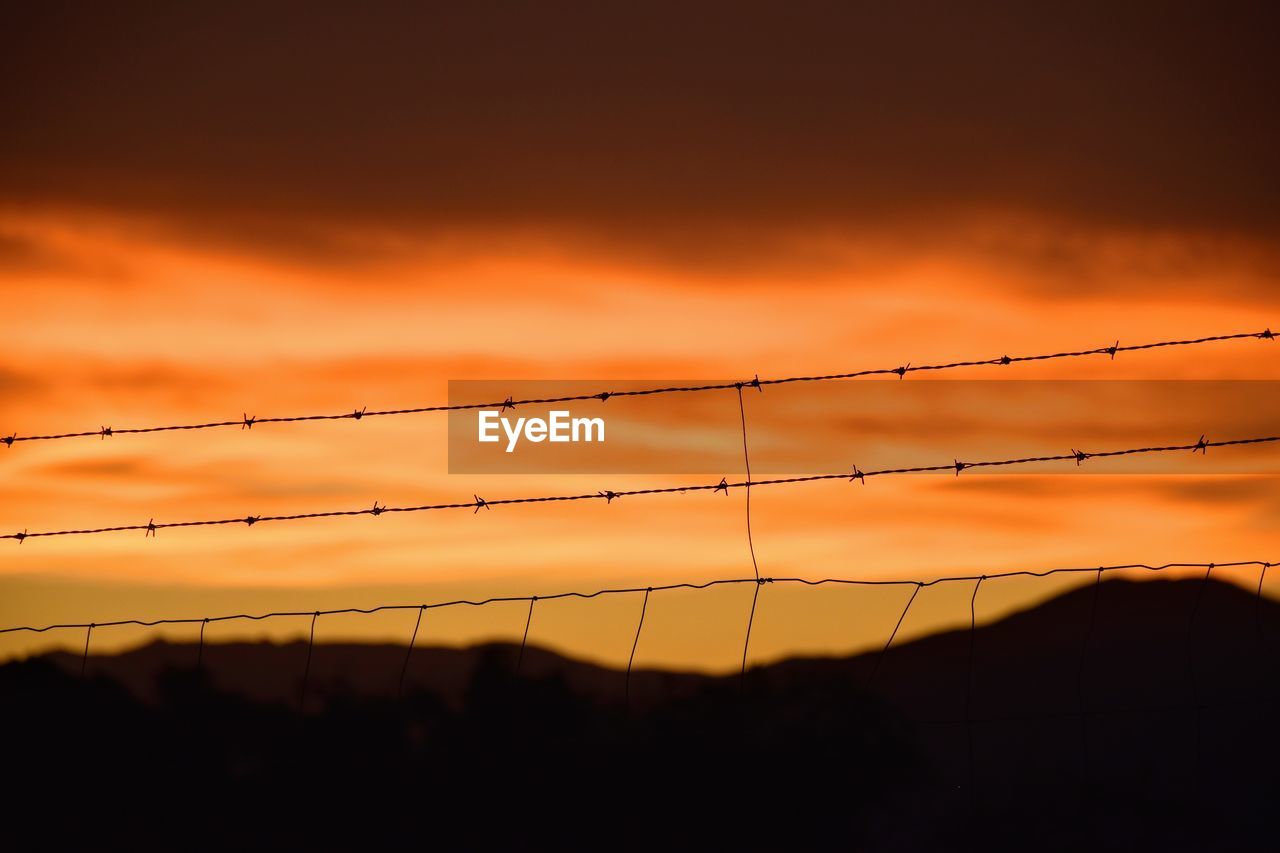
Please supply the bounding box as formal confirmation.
[2,3,1278,670]
[2,207,1277,668]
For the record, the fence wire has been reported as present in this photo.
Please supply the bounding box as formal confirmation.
[6,434,1277,543]
[3,328,1271,447]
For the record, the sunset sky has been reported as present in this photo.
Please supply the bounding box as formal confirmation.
[2,2,1278,671]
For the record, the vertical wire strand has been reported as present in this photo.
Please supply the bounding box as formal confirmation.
[740,581,762,688]
[625,588,651,705]
[299,611,318,712]
[398,605,425,697]
[1187,565,1212,787]
[1255,563,1269,646]
[867,582,922,690]
[80,623,94,679]
[516,597,536,676]
[1077,568,1103,788]
[197,617,208,668]
[735,386,760,582]
[735,385,762,690]
[1254,562,1275,740]
[966,576,985,811]
[1255,564,1270,706]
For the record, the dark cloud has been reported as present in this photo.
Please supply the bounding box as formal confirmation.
[1148,476,1280,508]
[0,233,54,272]
[0,228,138,281]
[0,366,41,395]
[2,1,1278,259]
[37,458,151,480]
[938,475,1280,516]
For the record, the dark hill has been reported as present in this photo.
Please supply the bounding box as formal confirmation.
[4,578,1278,851]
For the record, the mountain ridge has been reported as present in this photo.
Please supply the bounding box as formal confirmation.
[5,576,1278,851]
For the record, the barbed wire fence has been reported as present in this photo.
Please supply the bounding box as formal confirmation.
[6,557,1277,799]
[2,326,1278,800]
[6,559,1273,672]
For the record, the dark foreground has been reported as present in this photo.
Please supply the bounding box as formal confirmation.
[3,578,1278,851]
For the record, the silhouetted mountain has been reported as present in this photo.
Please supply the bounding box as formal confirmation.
[4,578,1278,851]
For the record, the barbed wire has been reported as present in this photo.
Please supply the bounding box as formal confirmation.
[10,328,1274,773]
[4,559,1270,637]
[5,434,1276,543]
[3,329,1272,448]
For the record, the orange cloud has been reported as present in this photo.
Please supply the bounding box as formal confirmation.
[3,3,1279,669]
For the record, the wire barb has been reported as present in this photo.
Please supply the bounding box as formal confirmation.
[241,413,255,430]
[1193,435,1209,454]
[849,464,866,484]
[99,426,112,440]
[350,406,366,420]
[145,519,156,538]
[599,490,619,504]
[473,495,489,513]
